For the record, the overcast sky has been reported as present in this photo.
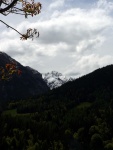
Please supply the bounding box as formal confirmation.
[1,0,113,78]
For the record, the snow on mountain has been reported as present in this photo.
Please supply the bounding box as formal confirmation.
[42,71,74,90]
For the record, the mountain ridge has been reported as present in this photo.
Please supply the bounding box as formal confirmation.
[0,52,49,101]
[47,64,113,104]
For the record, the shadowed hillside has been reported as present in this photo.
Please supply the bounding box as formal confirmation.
[0,52,49,101]
[1,64,113,150]
[50,64,113,103]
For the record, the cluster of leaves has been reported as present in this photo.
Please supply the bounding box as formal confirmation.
[0,62,22,81]
[20,28,39,40]
[21,0,42,17]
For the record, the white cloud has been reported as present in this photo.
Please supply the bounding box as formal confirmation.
[97,0,113,11]
[49,0,65,9]
[64,54,113,78]
[0,0,113,77]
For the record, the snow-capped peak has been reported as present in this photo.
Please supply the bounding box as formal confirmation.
[43,71,74,90]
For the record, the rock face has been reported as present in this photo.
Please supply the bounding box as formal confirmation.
[43,71,74,90]
[0,52,49,101]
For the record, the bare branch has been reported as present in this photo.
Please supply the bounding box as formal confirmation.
[0,0,18,13]
[2,1,23,12]
[5,11,29,15]
[0,20,23,36]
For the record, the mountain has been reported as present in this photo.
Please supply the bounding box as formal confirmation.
[43,71,74,89]
[0,52,49,101]
[1,64,113,150]
[49,65,113,103]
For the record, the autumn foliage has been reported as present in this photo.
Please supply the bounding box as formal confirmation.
[0,62,22,81]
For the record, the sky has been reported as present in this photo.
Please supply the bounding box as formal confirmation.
[1,0,113,78]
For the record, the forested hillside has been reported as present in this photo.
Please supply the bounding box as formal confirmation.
[0,52,49,101]
[1,65,113,150]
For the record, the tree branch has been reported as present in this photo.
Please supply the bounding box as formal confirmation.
[2,1,23,12]
[0,20,23,36]
[0,0,18,13]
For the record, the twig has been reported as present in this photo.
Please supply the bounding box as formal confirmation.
[2,1,23,12]
[0,0,18,13]
[0,20,23,36]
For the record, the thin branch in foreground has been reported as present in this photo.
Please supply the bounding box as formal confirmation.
[0,20,39,40]
[0,20,23,36]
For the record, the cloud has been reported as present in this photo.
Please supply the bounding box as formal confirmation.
[97,0,113,11]
[0,0,113,76]
[49,0,65,9]
[64,54,113,78]
[33,5,113,59]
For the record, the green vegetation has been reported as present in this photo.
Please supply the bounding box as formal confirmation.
[2,109,17,116]
[1,65,113,149]
[0,96,113,150]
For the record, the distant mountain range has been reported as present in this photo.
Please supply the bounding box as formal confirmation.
[1,51,113,104]
[42,71,74,89]
[0,52,49,101]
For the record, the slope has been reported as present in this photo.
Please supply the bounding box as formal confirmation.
[1,64,113,150]
[0,52,49,101]
[50,64,113,103]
